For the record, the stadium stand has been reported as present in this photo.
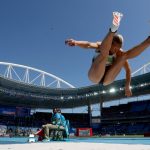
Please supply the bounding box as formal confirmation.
[0,70,150,137]
[0,107,90,137]
[101,100,150,135]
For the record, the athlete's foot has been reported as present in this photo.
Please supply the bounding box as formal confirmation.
[111,11,123,32]
[112,11,123,26]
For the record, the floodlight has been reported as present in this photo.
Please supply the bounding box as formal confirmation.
[109,88,116,93]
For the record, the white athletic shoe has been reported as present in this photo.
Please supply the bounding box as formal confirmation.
[111,11,123,32]
[113,12,123,26]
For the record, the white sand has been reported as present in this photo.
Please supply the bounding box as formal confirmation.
[0,142,150,150]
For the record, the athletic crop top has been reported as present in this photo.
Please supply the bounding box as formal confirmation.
[92,51,116,66]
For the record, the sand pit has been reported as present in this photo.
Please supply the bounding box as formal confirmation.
[0,142,150,150]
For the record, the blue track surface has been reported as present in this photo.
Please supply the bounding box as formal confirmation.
[0,137,150,145]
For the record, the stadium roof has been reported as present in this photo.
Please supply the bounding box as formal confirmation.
[0,72,150,109]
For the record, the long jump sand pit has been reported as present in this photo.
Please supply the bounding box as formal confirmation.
[0,142,150,150]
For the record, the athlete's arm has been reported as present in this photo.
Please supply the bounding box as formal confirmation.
[123,60,132,97]
[65,39,100,49]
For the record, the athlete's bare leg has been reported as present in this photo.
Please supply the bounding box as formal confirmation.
[88,12,123,83]
[88,31,115,83]
[103,55,126,85]
[103,36,150,85]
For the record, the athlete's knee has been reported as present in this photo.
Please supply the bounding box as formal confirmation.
[103,80,113,86]
[88,67,105,83]
[89,77,100,84]
[103,71,118,85]
[88,72,100,83]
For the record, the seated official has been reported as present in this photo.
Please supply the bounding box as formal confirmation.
[42,108,65,141]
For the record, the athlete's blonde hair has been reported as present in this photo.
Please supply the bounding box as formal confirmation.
[113,34,124,46]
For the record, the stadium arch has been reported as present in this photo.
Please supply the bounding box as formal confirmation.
[0,61,150,109]
[0,62,75,88]
[0,61,150,131]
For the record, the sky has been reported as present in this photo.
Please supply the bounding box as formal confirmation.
[0,0,150,88]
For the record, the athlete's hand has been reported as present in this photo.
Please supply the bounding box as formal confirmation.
[125,86,132,97]
[65,39,76,46]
